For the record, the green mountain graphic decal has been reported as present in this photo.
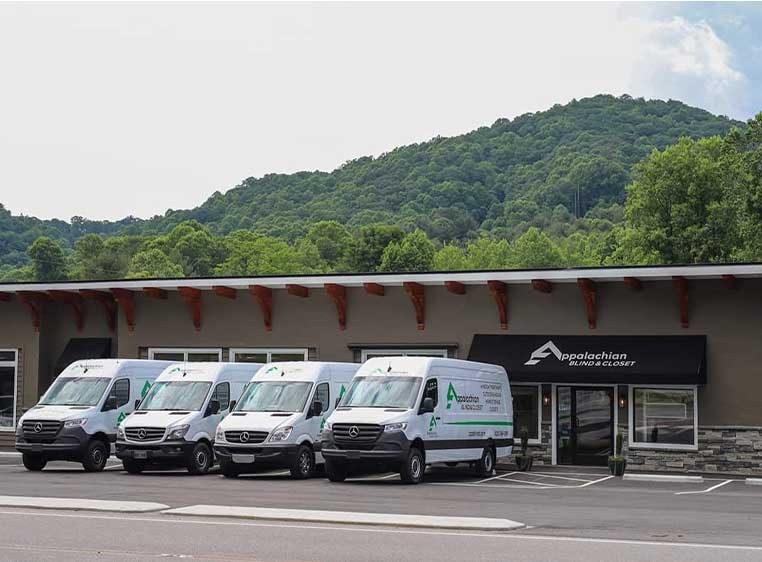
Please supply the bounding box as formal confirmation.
[141,380,151,398]
[446,382,458,409]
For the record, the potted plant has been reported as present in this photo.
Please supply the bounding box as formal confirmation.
[514,427,533,472]
[608,431,627,476]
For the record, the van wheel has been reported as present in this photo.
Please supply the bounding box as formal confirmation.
[400,448,425,484]
[123,459,145,474]
[187,442,212,475]
[220,459,240,478]
[22,453,46,471]
[475,447,496,478]
[82,440,108,472]
[325,459,347,482]
[290,444,315,479]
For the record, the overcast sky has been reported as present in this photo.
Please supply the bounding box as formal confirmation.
[1,2,760,221]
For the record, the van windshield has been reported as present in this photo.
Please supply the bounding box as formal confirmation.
[139,381,211,411]
[236,382,312,413]
[39,377,110,406]
[341,376,422,409]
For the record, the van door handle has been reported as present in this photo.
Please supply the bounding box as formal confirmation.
[435,417,441,420]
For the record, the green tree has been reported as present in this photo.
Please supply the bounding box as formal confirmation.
[27,236,67,281]
[346,225,404,272]
[465,238,513,269]
[69,234,105,280]
[511,228,565,268]
[306,221,351,269]
[126,249,184,279]
[379,229,436,272]
[433,244,468,271]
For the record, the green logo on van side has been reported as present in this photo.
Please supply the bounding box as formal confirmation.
[338,385,346,401]
[117,412,126,425]
[141,380,151,398]
[446,383,458,409]
[428,415,437,432]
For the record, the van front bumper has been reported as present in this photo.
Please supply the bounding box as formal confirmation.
[15,426,95,459]
[214,443,299,465]
[115,441,195,462]
[320,430,410,462]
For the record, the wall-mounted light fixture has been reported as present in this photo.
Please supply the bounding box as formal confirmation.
[543,393,551,406]
[618,394,627,408]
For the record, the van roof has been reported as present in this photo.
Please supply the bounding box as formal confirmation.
[254,361,359,382]
[59,359,173,378]
[155,362,262,382]
[357,356,507,377]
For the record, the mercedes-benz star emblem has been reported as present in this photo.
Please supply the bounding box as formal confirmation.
[33,422,43,433]
[348,426,360,438]
[137,428,147,440]
[240,431,250,443]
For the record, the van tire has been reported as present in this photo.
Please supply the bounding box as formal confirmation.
[22,453,46,471]
[475,447,496,478]
[220,459,240,478]
[122,459,145,474]
[187,442,212,475]
[325,459,347,482]
[400,448,425,484]
[290,444,315,479]
[82,440,108,472]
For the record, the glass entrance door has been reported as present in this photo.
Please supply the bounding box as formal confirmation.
[556,386,614,466]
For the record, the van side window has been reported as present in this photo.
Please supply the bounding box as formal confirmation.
[109,379,130,408]
[211,382,230,411]
[422,378,438,409]
[314,383,329,412]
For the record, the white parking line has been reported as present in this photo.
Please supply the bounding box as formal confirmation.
[675,479,733,495]
[529,473,592,483]
[476,471,518,484]
[576,475,614,488]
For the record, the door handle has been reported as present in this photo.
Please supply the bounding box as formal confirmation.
[435,416,441,420]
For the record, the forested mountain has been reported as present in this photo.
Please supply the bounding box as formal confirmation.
[0,94,750,281]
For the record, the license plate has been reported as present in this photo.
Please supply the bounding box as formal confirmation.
[347,451,361,460]
[232,454,255,464]
[31,444,43,453]
[133,450,148,459]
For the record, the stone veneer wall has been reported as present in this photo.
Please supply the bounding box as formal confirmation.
[625,427,762,476]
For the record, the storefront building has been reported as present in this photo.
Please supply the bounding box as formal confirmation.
[0,264,760,475]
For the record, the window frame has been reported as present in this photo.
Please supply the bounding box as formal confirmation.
[419,377,438,413]
[147,348,222,362]
[230,348,308,363]
[628,385,698,451]
[511,383,542,445]
[0,349,18,432]
[360,348,448,362]
[313,382,330,414]
[211,381,231,412]
[104,378,130,410]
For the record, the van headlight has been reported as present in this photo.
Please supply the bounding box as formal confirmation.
[215,427,225,442]
[166,424,190,440]
[117,425,125,440]
[384,422,407,432]
[64,418,88,428]
[268,426,292,442]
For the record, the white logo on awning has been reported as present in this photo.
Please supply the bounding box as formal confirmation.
[524,340,563,366]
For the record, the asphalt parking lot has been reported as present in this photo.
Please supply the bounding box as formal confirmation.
[1,452,761,552]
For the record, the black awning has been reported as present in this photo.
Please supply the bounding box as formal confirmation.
[54,338,112,376]
[468,335,706,385]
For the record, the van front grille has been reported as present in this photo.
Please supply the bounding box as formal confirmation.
[224,431,269,444]
[125,427,165,442]
[22,420,62,439]
[332,423,382,446]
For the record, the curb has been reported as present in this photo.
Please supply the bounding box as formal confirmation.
[746,478,762,486]
[623,474,704,484]
[162,505,525,531]
[0,495,169,513]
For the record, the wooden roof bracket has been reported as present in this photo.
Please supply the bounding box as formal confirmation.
[577,278,597,329]
[16,291,48,331]
[249,285,273,332]
[110,289,135,331]
[325,284,347,330]
[673,276,689,328]
[403,282,425,331]
[487,280,508,330]
[178,287,202,331]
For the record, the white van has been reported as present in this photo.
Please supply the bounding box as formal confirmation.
[214,361,358,479]
[321,357,513,484]
[116,362,260,475]
[15,359,171,472]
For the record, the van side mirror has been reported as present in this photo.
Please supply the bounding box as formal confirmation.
[420,397,435,414]
[134,399,141,409]
[229,400,236,411]
[311,401,323,417]
[207,400,220,416]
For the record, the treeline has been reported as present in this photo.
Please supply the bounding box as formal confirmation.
[5,112,762,282]
[0,95,739,273]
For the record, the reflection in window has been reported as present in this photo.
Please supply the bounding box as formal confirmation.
[633,388,695,446]
[512,385,540,440]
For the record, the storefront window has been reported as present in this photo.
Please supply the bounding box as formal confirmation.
[632,387,696,447]
[0,350,17,430]
[148,348,222,362]
[231,349,308,363]
[512,385,540,441]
